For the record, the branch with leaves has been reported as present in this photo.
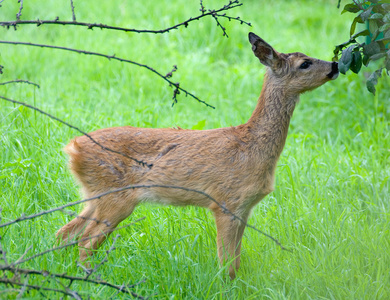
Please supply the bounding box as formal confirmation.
[334,0,390,94]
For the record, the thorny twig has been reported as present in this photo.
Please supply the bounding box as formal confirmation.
[0,79,40,88]
[0,40,215,109]
[70,0,76,22]
[200,0,206,14]
[1,266,146,298]
[0,278,82,299]
[1,0,250,36]
[16,0,23,21]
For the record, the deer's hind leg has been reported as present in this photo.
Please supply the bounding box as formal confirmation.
[76,190,139,262]
[56,202,96,245]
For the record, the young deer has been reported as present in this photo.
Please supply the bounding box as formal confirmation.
[57,32,339,279]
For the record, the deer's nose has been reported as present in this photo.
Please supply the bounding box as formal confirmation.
[327,62,339,79]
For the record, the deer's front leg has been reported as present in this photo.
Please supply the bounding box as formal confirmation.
[212,206,248,280]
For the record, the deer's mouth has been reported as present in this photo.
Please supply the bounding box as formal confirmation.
[327,62,339,80]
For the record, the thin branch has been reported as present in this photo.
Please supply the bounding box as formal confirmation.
[0,95,152,168]
[0,40,215,109]
[1,0,248,36]
[210,11,228,37]
[200,0,206,14]
[16,0,23,21]
[70,0,76,22]
[84,235,120,280]
[1,266,146,298]
[0,278,82,299]
[0,79,40,88]
[14,246,32,265]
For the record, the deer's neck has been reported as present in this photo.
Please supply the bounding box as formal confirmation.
[246,73,299,159]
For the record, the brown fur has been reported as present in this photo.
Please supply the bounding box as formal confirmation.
[57,32,339,279]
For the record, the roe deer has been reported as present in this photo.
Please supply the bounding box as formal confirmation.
[57,32,339,279]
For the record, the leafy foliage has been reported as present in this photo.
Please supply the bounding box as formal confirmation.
[334,0,390,94]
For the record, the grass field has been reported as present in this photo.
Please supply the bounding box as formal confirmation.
[1,0,390,299]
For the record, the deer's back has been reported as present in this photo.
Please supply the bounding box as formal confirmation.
[65,125,275,208]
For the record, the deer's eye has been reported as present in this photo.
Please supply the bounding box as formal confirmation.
[299,61,312,69]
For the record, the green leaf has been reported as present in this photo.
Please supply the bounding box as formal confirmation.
[385,57,390,72]
[361,7,373,22]
[369,53,386,61]
[363,41,381,57]
[363,54,370,66]
[339,45,354,74]
[369,19,379,33]
[383,12,390,23]
[382,4,390,11]
[350,50,363,74]
[366,69,382,95]
[350,18,358,36]
[342,3,361,14]
[370,13,383,19]
[379,23,390,32]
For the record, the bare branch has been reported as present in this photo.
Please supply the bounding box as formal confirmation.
[200,0,206,14]
[0,79,40,88]
[69,0,76,22]
[16,0,23,21]
[14,246,32,265]
[0,278,82,299]
[210,11,228,37]
[0,40,215,109]
[1,266,146,298]
[1,0,249,36]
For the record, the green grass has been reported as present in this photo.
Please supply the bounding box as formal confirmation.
[1,0,389,299]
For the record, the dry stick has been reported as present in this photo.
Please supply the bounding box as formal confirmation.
[0,182,290,252]
[1,0,248,35]
[0,40,215,109]
[0,79,40,88]
[69,0,76,22]
[16,0,23,21]
[0,95,152,167]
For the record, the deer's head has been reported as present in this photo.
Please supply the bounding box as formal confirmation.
[249,32,339,95]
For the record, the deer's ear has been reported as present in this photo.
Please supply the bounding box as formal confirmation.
[248,32,281,68]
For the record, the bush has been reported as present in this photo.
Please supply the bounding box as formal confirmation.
[334,0,390,94]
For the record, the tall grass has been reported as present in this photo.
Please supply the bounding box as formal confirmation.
[1,0,389,298]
